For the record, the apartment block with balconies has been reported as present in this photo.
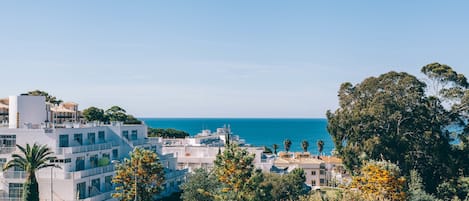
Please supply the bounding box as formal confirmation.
[0,95,186,201]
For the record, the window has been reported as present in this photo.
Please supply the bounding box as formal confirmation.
[131,130,137,140]
[74,133,83,145]
[0,135,16,147]
[311,171,316,176]
[105,176,113,191]
[112,149,118,160]
[91,178,101,195]
[87,133,95,145]
[320,170,325,175]
[312,180,316,186]
[77,182,86,199]
[76,156,85,171]
[0,158,6,171]
[98,131,105,143]
[320,179,325,185]
[90,155,98,168]
[59,135,69,147]
[122,131,129,140]
[9,183,23,198]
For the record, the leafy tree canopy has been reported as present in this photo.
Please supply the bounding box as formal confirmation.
[148,128,189,138]
[327,64,469,193]
[112,147,164,201]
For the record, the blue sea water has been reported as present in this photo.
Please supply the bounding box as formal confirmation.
[140,118,334,155]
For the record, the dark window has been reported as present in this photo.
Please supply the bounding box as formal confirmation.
[91,178,101,195]
[77,182,86,199]
[90,155,98,168]
[59,135,69,147]
[105,176,113,191]
[112,149,118,160]
[98,131,105,143]
[320,179,325,184]
[74,133,83,145]
[122,131,129,140]
[76,156,85,171]
[320,170,325,175]
[311,171,316,175]
[88,133,96,145]
[9,183,23,198]
[131,130,137,140]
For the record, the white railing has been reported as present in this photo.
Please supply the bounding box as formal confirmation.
[82,190,113,201]
[56,141,119,155]
[65,165,115,179]
[0,147,16,154]
[2,171,27,179]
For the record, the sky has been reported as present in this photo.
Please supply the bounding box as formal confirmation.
[1,1,469,118]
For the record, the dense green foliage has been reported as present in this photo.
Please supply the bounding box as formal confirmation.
[180,168,219,201]
[112,147,165,201]
[82,106,142,124]
[327,63,469,199]
[148,128,189,138]
[3,144,57,201]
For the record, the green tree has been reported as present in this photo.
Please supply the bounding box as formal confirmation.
[124,114,142,124]
[148,128,189,138]
[301,140,309,153]
[284,139,292,153]
[261,169,308,201]
[82,106,106,122]
[272,144,279,155]
[106,106,128,122]
[408,170,440,201]
[180,168,219,201]
[3,144,57,201]
[213,144,266,201]
[112,147,165,201]
[326,70,455,191]
[26,90,63,105]
[317,140,324,156]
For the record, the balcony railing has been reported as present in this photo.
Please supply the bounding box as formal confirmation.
[56,141,119,155]
[2,171,27,179]
[65,164,115,179]
[0,147,16,154]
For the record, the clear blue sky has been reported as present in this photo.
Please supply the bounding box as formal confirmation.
[1,1,469,118]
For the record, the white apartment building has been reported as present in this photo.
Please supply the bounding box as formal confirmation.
[0,95,185,201]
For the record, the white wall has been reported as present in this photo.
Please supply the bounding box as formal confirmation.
[9,95,47,129]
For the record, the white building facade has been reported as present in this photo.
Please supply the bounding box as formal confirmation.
[0,95,185,201]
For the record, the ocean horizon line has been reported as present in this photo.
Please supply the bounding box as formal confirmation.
[138,117,327,119]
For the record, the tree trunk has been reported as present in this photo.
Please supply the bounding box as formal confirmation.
[23,172,39,201]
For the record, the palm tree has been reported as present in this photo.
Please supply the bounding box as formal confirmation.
[284,139,292,153]
[3,143,57,201]
[317,140,324,156]
[301,140,309,153]
[272,144,279,155]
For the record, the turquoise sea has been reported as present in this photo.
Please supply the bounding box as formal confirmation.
[140,118,334,155]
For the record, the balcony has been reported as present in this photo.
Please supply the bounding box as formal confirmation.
[81,190,113,201]
[65,164,115,179]
[0,147,15,154]
[2,171,27,179]
[56,141,119,155]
